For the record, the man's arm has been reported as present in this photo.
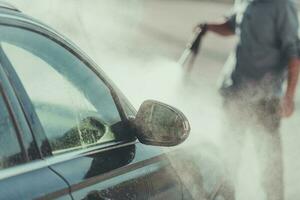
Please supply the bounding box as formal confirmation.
[276,2,300,118]
[205,22,235,36]
[198,14,236,36]
[281,58,300,117]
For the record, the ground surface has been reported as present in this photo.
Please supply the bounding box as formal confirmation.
[10,0,300,199]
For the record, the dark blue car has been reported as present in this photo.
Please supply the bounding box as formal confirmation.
[0,2,227,200]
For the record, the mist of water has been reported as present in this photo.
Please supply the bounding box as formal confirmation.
[9,0,300,199]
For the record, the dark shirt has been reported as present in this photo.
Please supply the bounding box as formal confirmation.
[223,0,300,99]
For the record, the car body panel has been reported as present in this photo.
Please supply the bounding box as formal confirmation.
[48,141,183,200]
[50,143,151,200]
[0,162,72,200]
[0,6,209,200]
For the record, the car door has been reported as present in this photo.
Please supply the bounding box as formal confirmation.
[0,23,155,200]
[139,145,185,200]
[0,61,71,199]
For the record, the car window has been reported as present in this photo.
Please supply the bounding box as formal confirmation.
[0,88,25,169]
[0,25,123,155]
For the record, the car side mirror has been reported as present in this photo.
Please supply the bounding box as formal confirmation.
[133,100,190,147]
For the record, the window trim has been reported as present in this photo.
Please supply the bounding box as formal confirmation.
[0,17,136,158]
[0,41,52,158]
[0,73,27,160]
[0,62,29,164]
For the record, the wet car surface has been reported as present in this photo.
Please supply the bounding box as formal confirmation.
[0,2,227,200]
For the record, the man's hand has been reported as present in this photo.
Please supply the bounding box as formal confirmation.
[194,22,235,36]
[280,95,295,118]
[281,57,300,118]
[194,23,208,33]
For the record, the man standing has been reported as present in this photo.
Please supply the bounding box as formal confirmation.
[199,0,300,199]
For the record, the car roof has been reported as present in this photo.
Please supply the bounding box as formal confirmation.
[0,1,20,12]
[0,4,61,39]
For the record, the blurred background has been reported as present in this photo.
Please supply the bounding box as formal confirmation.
[9,0,300,199]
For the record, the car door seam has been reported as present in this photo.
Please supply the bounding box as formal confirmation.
[48,166,74,200]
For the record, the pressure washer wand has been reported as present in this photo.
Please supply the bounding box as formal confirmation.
[178,25,207,70]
